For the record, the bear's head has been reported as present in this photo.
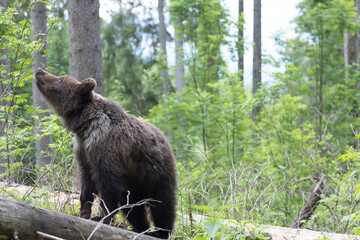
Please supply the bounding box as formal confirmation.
[35,68,97,117]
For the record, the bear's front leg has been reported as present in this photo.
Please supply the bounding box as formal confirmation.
[79,168,98,219]
[75,142,98,219]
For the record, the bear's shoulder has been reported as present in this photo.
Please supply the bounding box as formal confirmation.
[64,93,124,133]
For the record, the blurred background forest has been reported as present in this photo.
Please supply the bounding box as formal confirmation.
[1,0,360,238]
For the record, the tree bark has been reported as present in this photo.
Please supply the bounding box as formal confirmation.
[158,0,171,96]
[290,173,325,228]
[252,0,261,120]
[344,0,359,118]
[31,1,52,186]
[68,0,104,191]
[175,21,185,92]
[68,0,104,96]
[0,197,158,240]
[238,0,244,83]
[345,0,359,70]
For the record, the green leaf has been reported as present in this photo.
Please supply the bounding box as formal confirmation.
[19,20,26,26]
[39,0,51,6]
[204,219,221,238]
[254,233,269,240]
[193,205,210,211]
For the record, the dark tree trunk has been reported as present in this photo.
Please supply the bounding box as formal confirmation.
[31,1,52,186]
[252,0,261,120]
[344,0,359,118]
[291,174,325,228]
[68,0,104,191]
[345,0,359,70]
[68,0,104,95]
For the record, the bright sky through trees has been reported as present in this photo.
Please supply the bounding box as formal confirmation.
[100,0,301,87]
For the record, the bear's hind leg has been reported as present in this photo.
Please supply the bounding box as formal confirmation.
[121,204,151,233]
[149,201,176,239]
[100,194,120,224]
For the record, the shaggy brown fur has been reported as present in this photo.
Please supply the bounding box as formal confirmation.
[35,68,177,239]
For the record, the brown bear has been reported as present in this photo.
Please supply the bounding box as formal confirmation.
[35,68,177,239]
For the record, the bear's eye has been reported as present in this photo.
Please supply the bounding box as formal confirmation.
[57,78,63,83]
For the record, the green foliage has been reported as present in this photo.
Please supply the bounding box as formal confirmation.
[147,0,360,236]
[278,0,360,142]
[46,0,69,76]
[47,17,69,76]
[102,4,162,115]
[0,1,39,182]
[0,1,75,189]
[266,2,360,233]
[151,74,360,236]
[170,0,230,87]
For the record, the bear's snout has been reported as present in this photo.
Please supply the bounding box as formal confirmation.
[35,68,46,85]
[35,67,45,75]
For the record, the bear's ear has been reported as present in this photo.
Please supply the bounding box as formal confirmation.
[79,78,97,94]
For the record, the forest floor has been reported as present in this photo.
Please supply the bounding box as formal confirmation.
[0,182,357,240]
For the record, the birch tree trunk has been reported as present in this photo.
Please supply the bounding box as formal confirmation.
[68,0,104,96]
[252,0,261,120]
[158,0,171,96]
[175,21,185,92]
[31,1,52,186]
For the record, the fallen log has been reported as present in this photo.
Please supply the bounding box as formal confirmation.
[191,213,357,240]
[0,197,158,240]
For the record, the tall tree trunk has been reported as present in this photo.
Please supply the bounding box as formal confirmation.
[345,0,359,70]
[0,0,13,183]
[316,18,325,138]
[238,0,244,83]
[68,0,104,191]
[175,21,185,92]
[68,0,104,96]
[31,1,52,187]
[252,0,261,120]
[158,0,171,96]
[345,0,359,118]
